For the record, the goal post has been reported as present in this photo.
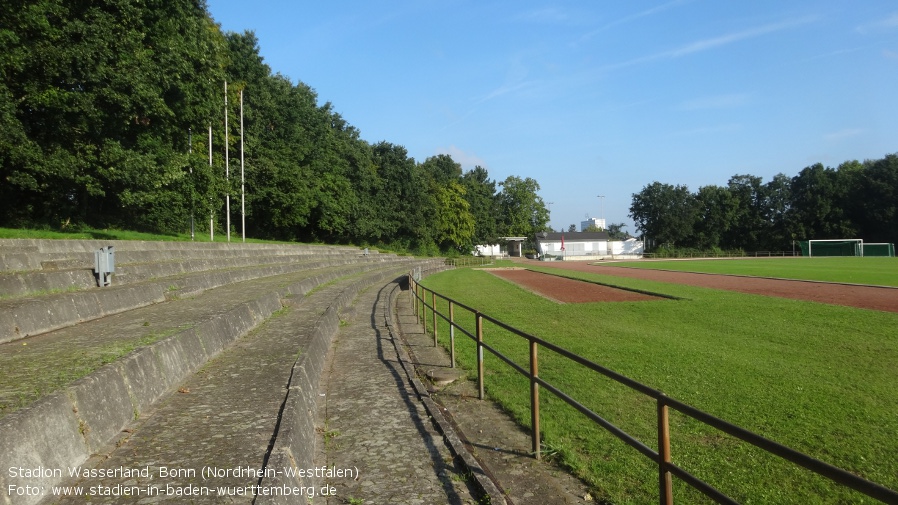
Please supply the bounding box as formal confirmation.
[799,239,863,257]
[863,243,896,257]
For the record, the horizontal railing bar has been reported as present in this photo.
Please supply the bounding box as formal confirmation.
[421,286,479,314]
[666,464,740,505]
[411,273,898,504]
[450,321,476,342]
[661,397,898,502]
[536,337,662,397]
[479,340,529,377]
[535,376,658,461]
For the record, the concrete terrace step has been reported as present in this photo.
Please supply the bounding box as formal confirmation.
[45,267,416,505]
[0,261,384,419]
[0,249,392,299]
[0,239,366,273]
[0,260,439,505]
[0,253,407,344]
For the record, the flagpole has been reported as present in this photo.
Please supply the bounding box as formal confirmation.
[224,81,231,242]
[208,124,213,241]
[240,87,245,242]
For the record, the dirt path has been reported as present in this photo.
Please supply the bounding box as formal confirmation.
[510,258,898,313]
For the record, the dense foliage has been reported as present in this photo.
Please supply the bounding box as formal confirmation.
[629,155,898,252]
[0,0,548,254]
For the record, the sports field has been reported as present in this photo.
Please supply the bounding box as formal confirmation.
[606,257,898,287]
[421,261,898,504]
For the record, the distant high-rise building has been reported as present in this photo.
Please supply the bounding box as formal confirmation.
[581,217,605,231]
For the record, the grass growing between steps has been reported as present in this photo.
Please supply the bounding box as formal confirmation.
[421,267,898,504]
[0,325,190,419]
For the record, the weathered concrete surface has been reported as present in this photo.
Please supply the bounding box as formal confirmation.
[315,280,481,505]
[0,263,397,421]
[44,272,394,505]
[0,262,416,505]
[393,287,597,505]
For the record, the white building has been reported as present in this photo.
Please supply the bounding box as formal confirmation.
[610,238,645,258]
[534,232,644,260]
[472,244,502,257]
[535,231,609,260]
[581,217,606,231]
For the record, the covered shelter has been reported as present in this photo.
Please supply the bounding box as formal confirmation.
[500,237,528,257]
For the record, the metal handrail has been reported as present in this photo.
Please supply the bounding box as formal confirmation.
[408,273,898,504]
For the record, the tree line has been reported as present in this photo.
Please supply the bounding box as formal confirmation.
[0,0,549,254]
[629,155,898,252]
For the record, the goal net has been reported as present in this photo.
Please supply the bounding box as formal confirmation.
[863,243,896,257]
[799,239,863,257]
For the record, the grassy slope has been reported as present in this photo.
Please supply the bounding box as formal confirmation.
[422,266,898,504]
[604,257,898,287]
[0,226,286,243]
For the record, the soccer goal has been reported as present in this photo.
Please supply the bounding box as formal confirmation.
[799,239,864,257]
[863,243,896,257]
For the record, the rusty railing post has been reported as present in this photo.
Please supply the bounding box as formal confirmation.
[658,395,674,505]
[410,276,417,318]
[530,338,540,460]
[476,312,484,400]
[413,278,418,316]
[413,280,420,323]
[432,291,438,347]
[449,301,455,368]
[421,286,427,336]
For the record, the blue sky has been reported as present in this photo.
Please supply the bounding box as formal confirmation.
[206,1,898,234]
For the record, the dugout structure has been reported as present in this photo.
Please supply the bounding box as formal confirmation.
[799,239,863,257]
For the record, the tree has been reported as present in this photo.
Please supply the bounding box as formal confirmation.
[723,175,766,250]
[629,182,697,249]
[606,223,630,240]
[850,155,898,244]
[787,163,855,240]
[371,142,430,248]
[763,173,794,250]
[689,185,736,249]
[497,176,549,238]
[0,0,227,232]
[433,181,475,252]
[567,224,577,233]
[461,166,500,246]
[417,155,475,252]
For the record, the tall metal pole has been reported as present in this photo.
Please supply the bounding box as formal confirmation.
[224,81,230,242]
[188,128,194,241]
[208,124,214,241]
[597,195,605,230]
[240,88,245,242]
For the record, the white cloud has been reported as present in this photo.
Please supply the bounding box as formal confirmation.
[856,11,898,34]
[602,16,818,71]
[669,123,742,137]
[478,81,538,103]
[824,128,864,142]
[677,93,751,111]
[576,0,694,45]
[434,145,488,170]
[515,8,569,23]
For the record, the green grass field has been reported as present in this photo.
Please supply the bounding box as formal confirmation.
[421,265,898,504]
[605,257,898,287]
